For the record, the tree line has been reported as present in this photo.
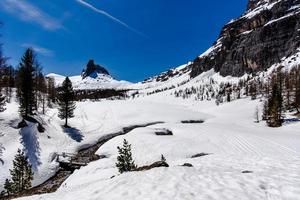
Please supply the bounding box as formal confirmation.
[0,28,76,196]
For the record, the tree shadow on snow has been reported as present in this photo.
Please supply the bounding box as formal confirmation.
[0,132,4,165]
[0,144,4,165]
[20,122,42,171]
[63,126,84,143]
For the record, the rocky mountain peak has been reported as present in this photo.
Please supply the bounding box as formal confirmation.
[190,0,300,78]
[246,0,276,10]
[81,60,110,79]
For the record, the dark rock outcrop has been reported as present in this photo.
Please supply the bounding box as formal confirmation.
[181,120,204,124]
[155,128,173,136]
[191,0,300,78]
[181,163,193,167]
[135,161,169,171]
[191,153,210,158]
[81,60,109,79]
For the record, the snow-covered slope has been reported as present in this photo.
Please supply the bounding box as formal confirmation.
[46,73,132,91]
[14,96,300,200]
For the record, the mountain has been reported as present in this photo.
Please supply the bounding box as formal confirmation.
[126,0,300,100]
[47,0,300,94]
[47,60,131,91]
[81,60,110,79]
[190,0,300,77]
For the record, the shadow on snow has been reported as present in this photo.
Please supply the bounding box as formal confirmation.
[63,126,84,143]
[20,122,42,171]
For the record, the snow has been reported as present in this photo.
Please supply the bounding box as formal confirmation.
[3,50,299,198]
[1,28,300,200]
[265,10,300,26]
[46,73,132,90]
[243,0,279,19]
[14,97,300,200]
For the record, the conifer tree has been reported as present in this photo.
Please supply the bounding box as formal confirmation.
[17,48,37,117]
[2,66,15,103]
[262,100,268,121]
[8,149,34,194]
[36,72,47,114]
[0,33,6,110]
[266,83,283,127]
[0,90,5,112]
[47,77,56,106]
[295,66,300,113]
[116,139,137,173]
[4,179,12,195]
[249,82,257,100]
[58,77,76,127]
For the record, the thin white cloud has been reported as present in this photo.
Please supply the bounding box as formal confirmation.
[0,0,62,31]
[22,43,54,57]
[76,0,148,38]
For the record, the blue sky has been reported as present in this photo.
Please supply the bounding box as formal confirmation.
[0,0,248,82]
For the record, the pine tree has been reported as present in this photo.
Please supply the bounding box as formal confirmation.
[0,33,7,110]
[57,77,76,127]
[295,66,300,113]
[0,90,5,112]
[262,100,268,121]
[9,149,34,194]
[47,77,56,106]
[116,139,137,173]
[4,179,12,195]
[17,48,37,117]
[36,72,47,114]
[249,82,257,100]
[267,83,283,127]
[2,66,15,103]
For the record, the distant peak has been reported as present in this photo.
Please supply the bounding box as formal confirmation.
[81,59,110,79]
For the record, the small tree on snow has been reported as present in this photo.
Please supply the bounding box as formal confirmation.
[8,149,34,194]
[57,77,76,127]
[116,139,137,173]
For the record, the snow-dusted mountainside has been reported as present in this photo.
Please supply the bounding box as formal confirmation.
[191,0,300,77]
[124,0,300,98]
[46,73,131,91]
[46,60,132,90]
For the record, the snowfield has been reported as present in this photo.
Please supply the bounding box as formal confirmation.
[0,94,298,200]
[1,50,300,200]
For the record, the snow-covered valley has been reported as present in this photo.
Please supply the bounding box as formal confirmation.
[1,91,299,199]
[0,0,300,199]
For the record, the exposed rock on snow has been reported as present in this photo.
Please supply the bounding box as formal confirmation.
[135,161,169,171]
[181,163,193,167]
[181,120,204,124]
[154,128,173,136]
[191,153,211,158]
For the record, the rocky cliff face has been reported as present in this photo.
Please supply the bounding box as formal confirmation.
[190,0,300,78]
[82,60,110,79]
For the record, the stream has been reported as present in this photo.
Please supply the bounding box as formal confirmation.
[5,121,164,199]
